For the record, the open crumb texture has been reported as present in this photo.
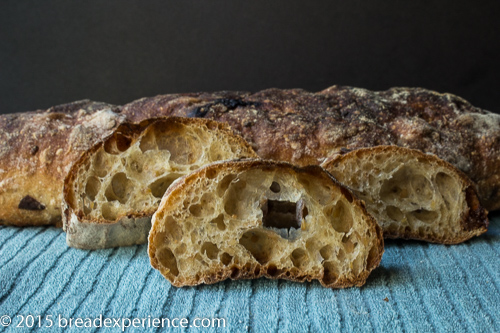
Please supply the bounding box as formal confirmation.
[149,160,384,288]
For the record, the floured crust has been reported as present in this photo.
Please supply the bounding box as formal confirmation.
[0,100,124,226]
[63,117,257,249]
[148,160,384,288]
[322,145,489,244]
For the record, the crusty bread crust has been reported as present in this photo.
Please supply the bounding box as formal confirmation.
[63,117,257,249]
[149,160,384,288]
[0,100,124,226]
[322,145,489,244]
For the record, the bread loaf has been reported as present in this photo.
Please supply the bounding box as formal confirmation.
[2,85,499,226]
[322,146,488,244]
[148,160,384,288]
[62,117,257,249]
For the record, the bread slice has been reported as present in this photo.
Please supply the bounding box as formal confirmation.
[321,146,488,244]
[148,160,384,288]
[62,117,257,249]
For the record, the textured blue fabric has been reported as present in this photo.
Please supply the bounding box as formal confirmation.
[0,214,498,332]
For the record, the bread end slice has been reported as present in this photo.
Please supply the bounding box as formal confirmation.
[149,160,383,288]
[322,145,488,244]
[63,117,257,249]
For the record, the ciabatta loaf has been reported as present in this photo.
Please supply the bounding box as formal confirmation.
[63,117,257,249]
[322,146,488,244]
[148,160,384,288]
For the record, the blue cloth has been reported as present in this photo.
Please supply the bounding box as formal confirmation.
[0,214,499,332]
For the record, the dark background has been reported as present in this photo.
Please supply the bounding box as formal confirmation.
[1,0,499,114]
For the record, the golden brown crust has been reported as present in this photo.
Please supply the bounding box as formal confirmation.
[148,159,384,288]
[322,145,489,244]
[0,100,124,226]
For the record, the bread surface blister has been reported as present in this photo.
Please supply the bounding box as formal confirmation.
[148,160,384,288]
[62,117,257,249]
[322,146,488,244]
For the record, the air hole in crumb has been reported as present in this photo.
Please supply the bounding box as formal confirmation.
[157,247,179,276]
[221,252,233,265]
[322,261,339,285]
[270,181,281,193]
[189,204,202,217]
[85,176,100,201]
[325,200,353,233]
[409,209,438,224]
[93,150,109,177]
[103,132,132,155]
[267,264,279,277]
[101,203,117,220]
[305,239,317,253]
[217,174,237,196]
[149,174,182,198]
[261,199,308,238]
[138,128,156,152]
[211,214,226,230]
[386,205,404,221]
[206,168,217,179]
[320,245,333,260]
[105,172,133,204]
[291,248,308,268]
[239,229,274,264]
[201,242,220,260]
[337,248,346,262]
[230,267,240,278]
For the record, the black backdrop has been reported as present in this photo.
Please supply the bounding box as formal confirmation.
[1,0,499,114]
